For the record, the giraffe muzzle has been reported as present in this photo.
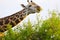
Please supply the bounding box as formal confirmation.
[36,6,42,13]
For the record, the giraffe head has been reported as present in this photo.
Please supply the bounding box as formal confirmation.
[21,0,42,15]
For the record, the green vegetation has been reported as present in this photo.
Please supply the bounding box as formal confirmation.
[1,11,60,40]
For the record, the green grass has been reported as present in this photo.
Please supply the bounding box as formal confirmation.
[1,11,60,40]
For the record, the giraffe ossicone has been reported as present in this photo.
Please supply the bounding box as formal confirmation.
[0,0,42,32]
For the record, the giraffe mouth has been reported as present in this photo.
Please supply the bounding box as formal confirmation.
[36,6,42,13]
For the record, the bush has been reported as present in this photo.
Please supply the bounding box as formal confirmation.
[1,11,60,40]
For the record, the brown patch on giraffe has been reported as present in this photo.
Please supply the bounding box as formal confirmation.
[10,17,16,21]
[20,17,23,20]
[0,29,4,32]
[15,19,20,24]
[3,25,7,31]
[9,16,14,20]
[0,27,4,32]
[10,16,17,21]
[19,14,24,20]
[10,17,13,20]
[10,21,16,27]
[0,25,7,32]
[0,20,3,26]
[15,14,19,18]
[4,18,9,24]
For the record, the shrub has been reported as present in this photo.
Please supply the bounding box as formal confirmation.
[1,11,60,40]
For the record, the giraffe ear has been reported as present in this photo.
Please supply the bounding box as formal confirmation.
[21,4,26,8]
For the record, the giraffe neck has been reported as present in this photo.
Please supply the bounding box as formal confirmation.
[0,9,28,32]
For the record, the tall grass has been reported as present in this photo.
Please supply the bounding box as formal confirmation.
[1,11,60,40]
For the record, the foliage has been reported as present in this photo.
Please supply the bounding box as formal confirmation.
[1,11,60,40]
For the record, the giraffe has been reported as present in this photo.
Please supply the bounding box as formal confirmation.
[0,0,42,32]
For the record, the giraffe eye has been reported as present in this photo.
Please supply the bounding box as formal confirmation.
[29,5,32,7]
